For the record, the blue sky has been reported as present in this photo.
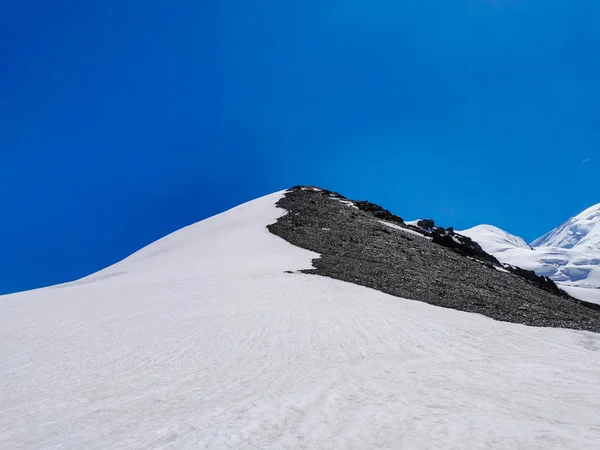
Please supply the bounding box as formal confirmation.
[1,0,599,294]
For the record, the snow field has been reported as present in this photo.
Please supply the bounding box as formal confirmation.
[2,192,600,449]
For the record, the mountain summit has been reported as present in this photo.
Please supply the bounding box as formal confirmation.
[2,186,600,449]
[531,203,600,251]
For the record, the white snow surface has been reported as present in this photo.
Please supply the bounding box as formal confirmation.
[379,220,432,239]
[3,192,600,449]
[531,203,600,251]
[404,219,421,226]
[560,285,600,305]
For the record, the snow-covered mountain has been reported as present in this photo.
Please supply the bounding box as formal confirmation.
[460,203,600,305]
[455,224,532,254]
[2,187,600,449]
[531,203,600,251]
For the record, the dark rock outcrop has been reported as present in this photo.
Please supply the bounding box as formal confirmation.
[503,265,584,301]
[416,219,435,231]
[354,201,404,225]
[430,228,500,265]
[268,186,600,333]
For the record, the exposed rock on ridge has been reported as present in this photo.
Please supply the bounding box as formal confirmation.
[268,186,600,333]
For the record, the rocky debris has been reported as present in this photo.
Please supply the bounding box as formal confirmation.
[503,264,589,302]
[416,219,435,231]
[353,201,404,225]
[268,186,600,333]
[394,219,502,266]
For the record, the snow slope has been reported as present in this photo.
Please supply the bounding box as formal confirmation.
[532,203,600,251]
[2,191,600,449]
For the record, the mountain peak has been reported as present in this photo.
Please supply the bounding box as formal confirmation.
[459,224,531,254]
[4,185,600,449]
[531,202,600,251]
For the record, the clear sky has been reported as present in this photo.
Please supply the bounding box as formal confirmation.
[1,0,599,294]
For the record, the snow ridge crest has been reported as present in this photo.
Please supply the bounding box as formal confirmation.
[531,203,600,251]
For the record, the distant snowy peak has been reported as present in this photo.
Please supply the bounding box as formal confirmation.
[531,203,600,251]
[461,212,600,304]
[459,224,531,254]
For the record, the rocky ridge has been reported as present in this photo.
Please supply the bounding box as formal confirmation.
[268,186,600,332]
